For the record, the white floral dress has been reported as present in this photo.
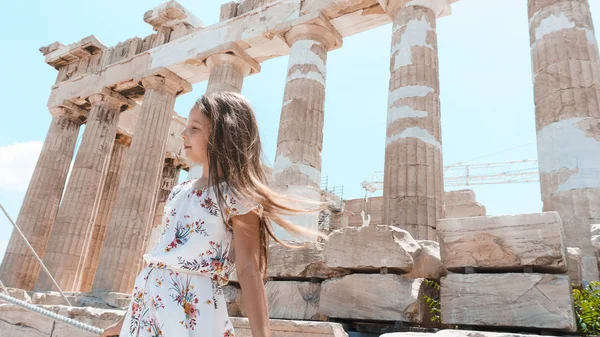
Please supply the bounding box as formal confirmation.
[119,179,258,337]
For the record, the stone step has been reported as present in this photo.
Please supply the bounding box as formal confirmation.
[440,273,576,332]
[320,274,425,323]
[437,212,568,273]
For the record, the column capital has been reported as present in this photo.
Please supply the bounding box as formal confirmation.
[88,88,137,111]
[141,68,192,96]
[49,100,87,123]
[202,42,261,76]
[378,0,453,18]
[285,16,343,51]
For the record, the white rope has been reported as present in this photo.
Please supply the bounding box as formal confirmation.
[0,292,103,335]
[0,203,72,306]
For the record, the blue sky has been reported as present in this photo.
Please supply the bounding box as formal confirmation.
[1,0,599,263]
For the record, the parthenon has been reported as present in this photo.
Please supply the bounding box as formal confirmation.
[1,0,600,336]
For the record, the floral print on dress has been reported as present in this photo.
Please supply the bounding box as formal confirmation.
[168,272,200,330]
[121,179,259,337]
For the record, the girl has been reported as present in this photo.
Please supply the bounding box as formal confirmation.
[101,92,322,337]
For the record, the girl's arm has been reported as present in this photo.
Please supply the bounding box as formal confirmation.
[231,212,271,337]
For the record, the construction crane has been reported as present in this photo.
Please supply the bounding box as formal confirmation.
[361,159,540,194]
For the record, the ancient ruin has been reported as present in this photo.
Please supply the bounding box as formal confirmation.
[1,0,600,336]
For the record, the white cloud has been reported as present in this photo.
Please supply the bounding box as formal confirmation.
[0,142,43,192]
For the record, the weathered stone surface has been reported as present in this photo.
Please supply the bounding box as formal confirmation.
[265,281,321,320]
[320,274,424,323]
[324,225,419,272]
[444,190,475,206]
[31,291,77,306]
[2,287,32,303]
[382,329,560,337]
[404,240,446,279]
[437,212,568,272]
[567,247,583,287]
[0,304,123,337]
[444,203,486,218]
[223,284,245,317]
[231,317,348,337]
[441,273,576,332]
[592,224,600,269]
[268,242,346,279]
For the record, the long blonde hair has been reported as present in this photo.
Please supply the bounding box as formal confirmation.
[195,92,326,278]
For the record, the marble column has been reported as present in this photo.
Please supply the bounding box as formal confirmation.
[188,52,256,179]
[528,0,600,281]
[142,158,181,270]
[0,108,83,290]
[272,22,341,241]
[92,71,191,293]
[35,90,132,291]
[77,134,130,292]
[381,0,450,241]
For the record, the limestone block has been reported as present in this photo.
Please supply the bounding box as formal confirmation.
[567,247,583,287]
[592,224,600,268]
[404,240,446,279]
[265,281,321,320]
[268,242,347,279]
[31,291,77,306]
[0,305,55,336]
[2,288,32,303]
[231,317,348,337]
[52,306,124,336]
[320,274,424,323]
[444,203,486,218]
[223,285,245,317]
[441,273,576,332]
[444,190,475,206]
[382,330,558,337]
[323,225,419,273]
[437,212,568,272]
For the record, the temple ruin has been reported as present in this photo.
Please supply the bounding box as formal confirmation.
[1,0,600,336]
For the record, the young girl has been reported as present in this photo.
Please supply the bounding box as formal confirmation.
[101,92,321,337]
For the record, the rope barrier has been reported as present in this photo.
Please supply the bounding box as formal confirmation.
[0,292,103,335]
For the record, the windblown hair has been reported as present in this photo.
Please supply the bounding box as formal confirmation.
[195,92,326,278]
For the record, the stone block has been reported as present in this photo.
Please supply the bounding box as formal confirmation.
[441,273,576,332]
[265,281,321,320]
[0,305,55,336]
[444,190,475,206]
[567,247,583,287]
[437,212,568,272]
[223,285,245,317]
[320,274,424,323]
[2,288,32,303]
[31,291,77,306]
[268,242,346,279]
[324,225,419,273]
[382,330,559,337]
[404,240,446,279]
[444,203,486,218]
[231,317,348,337]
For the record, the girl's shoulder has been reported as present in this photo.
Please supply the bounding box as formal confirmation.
[166,179,196,202]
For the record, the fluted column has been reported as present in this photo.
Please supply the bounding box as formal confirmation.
[0,108,83,290]
[189,51,258,179]
[381,0,450,241]
[77,135,130,292]
[36,90,132,291]
[272,22,341,241]
[142,158,181,270]
[528,0,600,281]
[93,71,191,293]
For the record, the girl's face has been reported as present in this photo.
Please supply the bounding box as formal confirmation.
[181,106,210,166]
